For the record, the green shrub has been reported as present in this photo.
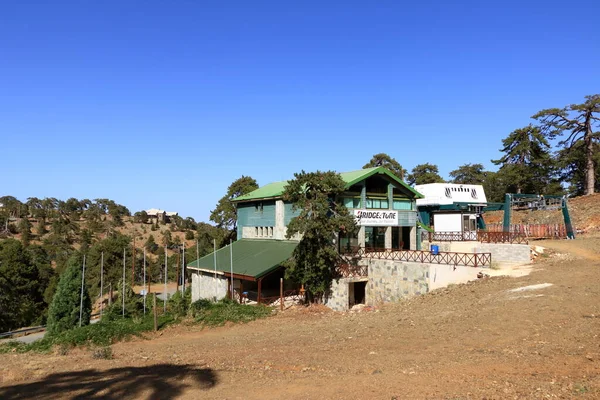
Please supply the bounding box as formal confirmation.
[168,287,191,318]
[192,298,271,326]
[91,346,113,359]
[103,280,143,321]
[0,314,176,354]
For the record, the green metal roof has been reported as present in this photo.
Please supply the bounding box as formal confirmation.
[187,239,297,280]
[234,180,288,202]
[234,166,423,202]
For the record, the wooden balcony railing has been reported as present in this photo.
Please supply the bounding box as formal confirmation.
[341,247,491,267]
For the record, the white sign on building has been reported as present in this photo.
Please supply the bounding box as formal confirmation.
[353,210,398,226]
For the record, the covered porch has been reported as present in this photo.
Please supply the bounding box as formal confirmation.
[186,239,301,305]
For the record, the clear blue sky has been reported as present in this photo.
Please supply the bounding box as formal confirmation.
[2,1,599,221]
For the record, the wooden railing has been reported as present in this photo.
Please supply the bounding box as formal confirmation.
[485,223,568,239]
[337,263,368,278]
[421,231,529,244]
[421,231,477,242]
[341,247,491,267]
[477,231,528,244]
[259,290,304,305]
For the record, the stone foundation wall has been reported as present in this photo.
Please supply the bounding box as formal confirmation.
[423,241,531,265]
[191,271,228,302]
[364,259,429,306]
[474,243,530,264]
[326,259,430,311]
[326,257,489,311]
[325,277,368,311]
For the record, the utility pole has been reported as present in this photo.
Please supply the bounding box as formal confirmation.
[79,255,86,327]
[175,250,180,294]
[182,242,186,294]
[100,252,104,317]
[164,246,168,313]
[132,238,136,286]
[122,248,126,318]
[143,247,146,315]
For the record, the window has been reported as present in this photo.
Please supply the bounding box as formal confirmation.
[445,188,452,198]
[343,197,361,209]
[471,188,478,199]
[255,202,263,213]
[366,198,388,209]
[393,200,412,210]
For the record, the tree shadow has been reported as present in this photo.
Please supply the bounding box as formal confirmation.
[0,363,218,399]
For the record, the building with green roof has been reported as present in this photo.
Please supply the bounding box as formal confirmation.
[188,166,423,304]
[234,166,422,251]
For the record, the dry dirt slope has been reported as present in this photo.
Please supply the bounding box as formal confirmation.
[1,237,599,399]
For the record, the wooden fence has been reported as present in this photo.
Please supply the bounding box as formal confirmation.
[341,247,492,267]
[485,223,567,239]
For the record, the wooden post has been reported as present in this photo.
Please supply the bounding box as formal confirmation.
[153,293,158,332]
[240,280,244,304]
[280,278,284,311]
[176,251,180,293]
[257,278,262,304]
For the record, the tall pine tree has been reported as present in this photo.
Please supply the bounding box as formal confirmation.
[47,254,91,336]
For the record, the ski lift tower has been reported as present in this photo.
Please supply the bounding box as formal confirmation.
[502,194,575,239]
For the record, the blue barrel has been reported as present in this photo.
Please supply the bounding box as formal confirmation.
[430,244,439,255]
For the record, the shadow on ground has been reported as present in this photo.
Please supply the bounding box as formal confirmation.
[0,363,218,399]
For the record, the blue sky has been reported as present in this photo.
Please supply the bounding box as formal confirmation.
[2,1,599,221]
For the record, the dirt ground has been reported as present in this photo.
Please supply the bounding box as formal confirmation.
[1,237,599,399]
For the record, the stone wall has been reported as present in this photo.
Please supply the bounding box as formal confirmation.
[326,257,489,311]
[474,243,530,265]
[364,258,429,306]
[325,277,368,311]
[326,259,430,311]
[423,241,531,265]
[191,271,228,302]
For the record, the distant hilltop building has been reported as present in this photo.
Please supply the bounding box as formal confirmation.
[145,208,178,224]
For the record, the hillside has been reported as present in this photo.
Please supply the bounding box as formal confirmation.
[1,237,599,398]
[4,214,213,266]
[484,193,600,233]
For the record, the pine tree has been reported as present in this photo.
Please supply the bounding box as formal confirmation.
[283,170,357,303]
[407,163,445,185]
[492,125,554,194]
[18,217,32,247]
[210,176,259,243]
[46,254,91,336]
[449,163,487,185]
[533,94,600,195]
[363,153,406,179]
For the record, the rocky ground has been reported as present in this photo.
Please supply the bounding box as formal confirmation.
[1,237,599,399]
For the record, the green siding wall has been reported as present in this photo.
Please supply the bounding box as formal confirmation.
[284,202,301,225]
[237,201,276,240]
[397,211,417,226]
[238,201,276,227]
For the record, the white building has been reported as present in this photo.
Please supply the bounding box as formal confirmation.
[415,183,487,237]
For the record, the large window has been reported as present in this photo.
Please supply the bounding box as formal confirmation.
[392,200,412,210]
[343,197,361,209]
[365,226,386,249]
[365,198,389,209]
[339,230,359,252]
